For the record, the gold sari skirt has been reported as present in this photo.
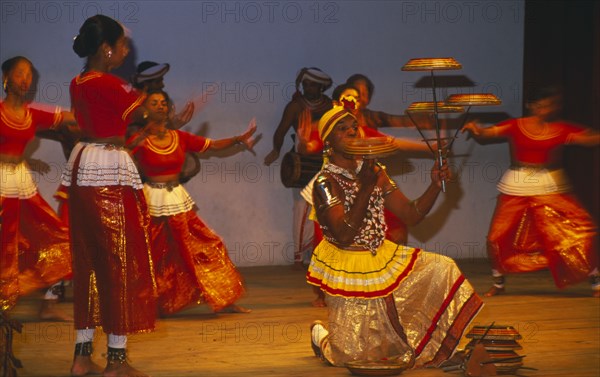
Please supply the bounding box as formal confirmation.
[488,193,597,288]
[308,240,483,367]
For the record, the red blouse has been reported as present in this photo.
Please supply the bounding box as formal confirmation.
[130,130,211,177]
[70,71,145,138]
[496,118,584,165]
[0,102,62,156]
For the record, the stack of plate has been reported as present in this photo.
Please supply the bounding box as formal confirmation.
[465,325,525,374]
[465,338,522,352]
[344,137,399,159]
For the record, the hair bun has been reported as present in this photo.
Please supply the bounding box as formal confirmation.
[72,34,88,57]
[72,18,102,58]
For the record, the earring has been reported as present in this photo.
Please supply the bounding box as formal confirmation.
[107,50,113,59]
[323,143,332,157]
[2,79,6,92]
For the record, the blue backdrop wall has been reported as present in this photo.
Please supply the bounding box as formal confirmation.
[1,0,524,265]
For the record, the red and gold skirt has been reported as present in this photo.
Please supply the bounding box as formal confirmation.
[144,183,244,314]
[488,193,598,288]
[1,161,71,311]
[65,143,156,334]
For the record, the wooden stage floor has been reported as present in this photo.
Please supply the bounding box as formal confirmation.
[8,259,600,377]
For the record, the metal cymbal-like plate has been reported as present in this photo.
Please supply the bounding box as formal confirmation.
[466,325,522,340]
[345,359,409,376]
[465,339,523,351]
[402,57,462,71]
[444,93,502,106]
[405,101,464,114]
[344,137,398,159]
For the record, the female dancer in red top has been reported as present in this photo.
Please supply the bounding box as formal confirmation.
[63,15,156,376]
[462,86,600,297]
[128,90,255,316]
[1,56,75,315]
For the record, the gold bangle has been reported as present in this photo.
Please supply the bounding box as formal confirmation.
[343,218,360,231]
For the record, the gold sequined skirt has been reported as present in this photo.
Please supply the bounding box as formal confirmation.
[317,250,483,368]
[68,146,156,334]
[1,192,72,311]
[488,193,597,287]
[150,209,245,314]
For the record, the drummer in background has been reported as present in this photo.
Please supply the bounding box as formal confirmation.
[264,67,333,268]
[132,60,170,92]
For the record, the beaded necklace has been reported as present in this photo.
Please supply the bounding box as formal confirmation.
[323,162,387,252]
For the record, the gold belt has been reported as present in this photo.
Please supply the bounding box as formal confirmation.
[146,181,180,191]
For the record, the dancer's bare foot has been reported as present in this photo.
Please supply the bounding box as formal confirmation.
[103,361,149,377]
[311,297,326,307]
[591,274,600,298]
[484,286,505,297]
[39,299,73,321]
[70,355,103,376]
[216,304,252,313]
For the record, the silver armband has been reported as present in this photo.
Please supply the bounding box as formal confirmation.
[314,174,341,211]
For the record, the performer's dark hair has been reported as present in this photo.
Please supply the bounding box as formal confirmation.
[73,15,124,58]
[346,74,374,101]
[2,56,32,74]
[2,56,33,93]
[526,85,563,104]
[146,89,173,110]
[331,83,358,102]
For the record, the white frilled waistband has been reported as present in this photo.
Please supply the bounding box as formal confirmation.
[60,142,143,189]
[0,161,37,199]
[143,183,195,217]
[497,167,571,196]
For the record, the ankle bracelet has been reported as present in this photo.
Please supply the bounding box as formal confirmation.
[492,275,505,287]
[50,284,66,300]
[107,347,127,364]
[74,341,93,356]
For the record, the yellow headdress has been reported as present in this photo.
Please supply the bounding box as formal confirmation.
[318,106,356,142]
